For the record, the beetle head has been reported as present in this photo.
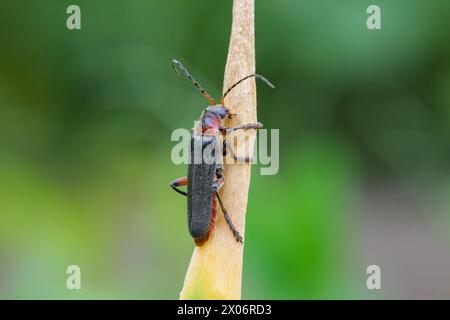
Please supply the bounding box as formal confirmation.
[205,105,229,119]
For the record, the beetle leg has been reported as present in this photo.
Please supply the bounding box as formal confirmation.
[170,176,188,196]
[214,191,243,244]
[211,177,224,191]
[211,166,225,191]
[223,139,254,163]
[219,122,263,135]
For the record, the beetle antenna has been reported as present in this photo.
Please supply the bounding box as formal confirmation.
[172,59,217,105]
[220,74,274,105]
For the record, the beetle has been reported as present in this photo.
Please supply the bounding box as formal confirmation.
[169,59,274,246]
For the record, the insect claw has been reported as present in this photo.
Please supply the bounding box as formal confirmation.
[235,233,244,244]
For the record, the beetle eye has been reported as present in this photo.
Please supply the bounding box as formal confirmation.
[220,107,229,118]
[220,108,228,119]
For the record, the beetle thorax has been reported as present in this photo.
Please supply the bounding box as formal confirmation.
[198,110,222,135]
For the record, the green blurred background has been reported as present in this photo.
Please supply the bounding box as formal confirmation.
[1,0,450,299]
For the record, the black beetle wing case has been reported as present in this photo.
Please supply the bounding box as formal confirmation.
[187,135,218,239]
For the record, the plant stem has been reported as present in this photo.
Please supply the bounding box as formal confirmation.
[179,0,257,300]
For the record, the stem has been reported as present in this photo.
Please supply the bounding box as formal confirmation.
[179,0,257,300]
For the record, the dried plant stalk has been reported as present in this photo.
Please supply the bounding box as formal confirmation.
[180,0,257,300]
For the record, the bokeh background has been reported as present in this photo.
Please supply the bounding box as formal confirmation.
[1,0,450,299]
